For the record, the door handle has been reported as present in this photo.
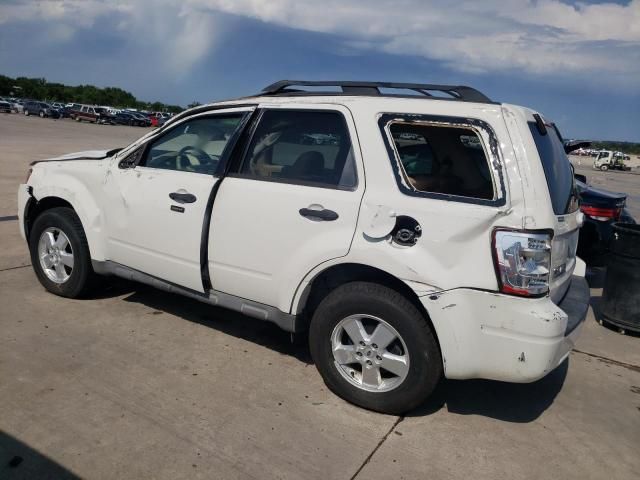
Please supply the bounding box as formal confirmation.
[169,191,197,204]
[299,207,339,221]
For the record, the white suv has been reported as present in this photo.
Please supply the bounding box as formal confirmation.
[18,81,589,414]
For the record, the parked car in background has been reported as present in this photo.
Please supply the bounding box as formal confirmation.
[11,100,25,113]
[150,112,171,127]
[126,111,151,127]
[114,111,146,126]
[0,100,12,113]
[65,103,83,118]
[576,177,636,265]
[156,115,170,127]
[23,101,61,118]
[75,106,114,124]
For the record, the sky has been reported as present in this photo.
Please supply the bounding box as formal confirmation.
[0,0,639,141]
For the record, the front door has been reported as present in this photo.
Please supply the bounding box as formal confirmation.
[209,105,365,312]
[103,108,253,292]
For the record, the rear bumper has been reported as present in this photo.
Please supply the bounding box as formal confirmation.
[423,272,589,383]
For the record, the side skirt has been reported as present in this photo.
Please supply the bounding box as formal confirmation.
[92,260,298,332]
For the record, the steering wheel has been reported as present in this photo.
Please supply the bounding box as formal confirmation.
[178,145,214,165]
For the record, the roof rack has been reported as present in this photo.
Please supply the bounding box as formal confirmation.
[260,80,493,104]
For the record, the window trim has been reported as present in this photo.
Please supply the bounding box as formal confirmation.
[227,107,359,192]
[378,113,506,207]
[132,110,252,176]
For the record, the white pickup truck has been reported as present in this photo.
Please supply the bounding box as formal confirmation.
[18,81,589,414]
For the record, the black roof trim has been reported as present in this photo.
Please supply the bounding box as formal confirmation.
[261,80,494,104]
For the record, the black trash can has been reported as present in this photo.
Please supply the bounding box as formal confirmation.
[600,223,640,333]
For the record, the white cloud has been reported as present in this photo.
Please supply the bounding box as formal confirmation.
[0,0,220,76]
[189,0,640,81]
[1,0,638,83]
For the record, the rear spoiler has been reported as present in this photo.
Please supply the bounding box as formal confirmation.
[564,140,591,154]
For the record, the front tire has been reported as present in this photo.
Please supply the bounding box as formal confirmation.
[309,282,442,414]
[600,165,608,171]
[29,207,97,298]
[24,110,30,116]
[39,111,45,118]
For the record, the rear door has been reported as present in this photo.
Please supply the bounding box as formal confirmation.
[208,105,364,312]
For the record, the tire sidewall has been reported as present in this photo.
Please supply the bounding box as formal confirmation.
[309,282,442,414]
[29,208,92,298]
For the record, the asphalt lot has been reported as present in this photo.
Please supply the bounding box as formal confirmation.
[1,114,639,479]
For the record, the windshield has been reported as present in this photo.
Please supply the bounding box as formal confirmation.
[528,122,579,215]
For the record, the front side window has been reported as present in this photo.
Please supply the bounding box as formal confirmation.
[142,114,244,174]
[388,122,495,200]
[240,110,357,189]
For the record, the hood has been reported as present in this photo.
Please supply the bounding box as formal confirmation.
[31,148,122,165]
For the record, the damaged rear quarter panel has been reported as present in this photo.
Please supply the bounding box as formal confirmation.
[339,100,527,293]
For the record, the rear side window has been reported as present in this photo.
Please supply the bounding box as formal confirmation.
[528,123,578,215]
[240,110,357,189]
[387,122,495,200]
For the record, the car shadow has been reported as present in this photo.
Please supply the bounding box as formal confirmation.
[0,430,80,479]
[105,279,314,364]
[87,278,570,421]
[408,359,569,423]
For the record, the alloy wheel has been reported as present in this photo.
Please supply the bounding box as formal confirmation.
[331,314,410,392]
[37,227,74,284]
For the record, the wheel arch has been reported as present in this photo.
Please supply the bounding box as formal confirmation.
[294,262,441,344]
[25,192,103,261]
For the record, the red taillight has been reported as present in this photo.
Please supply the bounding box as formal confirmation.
[580,205,621,221]
[492,229,552,297]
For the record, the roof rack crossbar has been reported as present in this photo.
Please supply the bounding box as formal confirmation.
[260,80,492,103]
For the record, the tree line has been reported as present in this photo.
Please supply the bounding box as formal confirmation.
[0,74,187,114]
[590,141,640,156]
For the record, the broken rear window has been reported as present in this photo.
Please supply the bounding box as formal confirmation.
[388,122,494,200]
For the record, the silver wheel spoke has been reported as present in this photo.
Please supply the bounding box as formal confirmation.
[343,318,367,345]
[380,352,409,377]
[369,322,397,350]
[43,231,55,250]
[361,365,381,387]
[41,253,54,268]
[333,344,357,365]
[54,232,69,250]
[54,263,66,280]
[59,251,74,268]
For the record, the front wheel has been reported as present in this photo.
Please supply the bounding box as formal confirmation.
[600,165,608,171]
[39,111,45,118]
[309,282,442,414]
[29,207,97,298]
[24,110,29,116]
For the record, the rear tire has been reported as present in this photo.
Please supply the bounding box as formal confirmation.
[24,110,29,116]
[309,282,442,414]
[29,207,97,298]
[39,111,45,118]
